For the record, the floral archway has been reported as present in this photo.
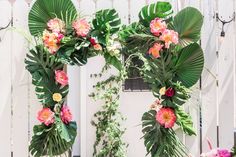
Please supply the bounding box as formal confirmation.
[24,0,236,156]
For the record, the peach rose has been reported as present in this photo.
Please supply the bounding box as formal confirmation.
[37,108,55,126]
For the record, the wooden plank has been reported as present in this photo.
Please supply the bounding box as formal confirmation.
[12,1,30,157]
[0,1,12,156]
[113,0,129,24]
[77,0,96,156]
[129,0,146,22]
[218,0,234,149]
[201,0,218,152]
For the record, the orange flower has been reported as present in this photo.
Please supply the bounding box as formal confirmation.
[160,29,179,48]
[42,30,64,54]
[148,43,163,58]
[94,44,102,51]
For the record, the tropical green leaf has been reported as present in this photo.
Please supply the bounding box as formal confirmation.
[119,22,145,41]
[28,0,77,36]
[176,107,196,136]
[92,9,121,45]
[25,45,63,74]
[57,39,88,66]
[32,71,69,107]
[139,2,173,27]
[172,7,203,46]
[174,43,204,88]
[29,121,77,157]
[104,53,122,71]
[142,110,189,157]
[25,45,68,106]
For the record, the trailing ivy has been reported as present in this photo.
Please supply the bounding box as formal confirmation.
[90,64,128,157]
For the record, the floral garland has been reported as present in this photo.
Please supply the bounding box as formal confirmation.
[25,0,208,156]
[120,1,204,156]
[25,0,123,156]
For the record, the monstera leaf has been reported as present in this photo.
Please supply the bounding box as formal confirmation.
[172,7,203,46]
[29,120,77,157]
[25,45,68,106]
[25,45,63,74]
[28,0,77,36]
[142,110,188,157]
[92,9,121,45]
[32,71,69,106]
[174,43,204,88]
[139,2,173,27]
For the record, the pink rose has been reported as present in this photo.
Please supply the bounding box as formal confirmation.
[47,18,66,33]
[60,105,73,124]
[150,18,167,36]
[72,18,91,37]
[148,43,163,58]
[156,107,176,128]
[37,108,55,126]
[55,70,68,86]
[160,29,179,48]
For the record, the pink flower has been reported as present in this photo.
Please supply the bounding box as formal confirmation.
[72,18,91,37]
[37,108,55,126]
[150,18,167,36]
[156,108,176,128]
[55,70,68,86]
[61,105,73,124]
[148,43,163,58]
[42,30,64,54]
[47,18,66,33]
[217,149,231,157]
[160,29,179,48]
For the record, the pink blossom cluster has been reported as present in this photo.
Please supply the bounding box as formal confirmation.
[201,149,231,157]
[43,18,65,54]
[37,105,73,126]
[148,18,179,58]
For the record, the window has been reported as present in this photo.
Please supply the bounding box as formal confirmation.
[123,55,150,91]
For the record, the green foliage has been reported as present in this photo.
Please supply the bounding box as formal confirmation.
[174,43,204,88]
[139,1,173,27]
[142,110,188,157]
[104,53,122,71]
[90,65,127,157]
[57,38,89,66]
[92,9,121,45]
[29,120,77,157]
[25,45,68,106]
[28,0,77,36]
[175,107,196,136]
[25,45,63,74]
[232,146,236,157]
[172,7,203,46]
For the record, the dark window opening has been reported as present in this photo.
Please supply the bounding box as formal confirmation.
[123,55,150,92]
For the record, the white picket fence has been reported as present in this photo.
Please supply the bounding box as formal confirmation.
[0,0,235,156]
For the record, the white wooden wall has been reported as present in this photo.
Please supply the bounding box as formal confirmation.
[0,0,235,157]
